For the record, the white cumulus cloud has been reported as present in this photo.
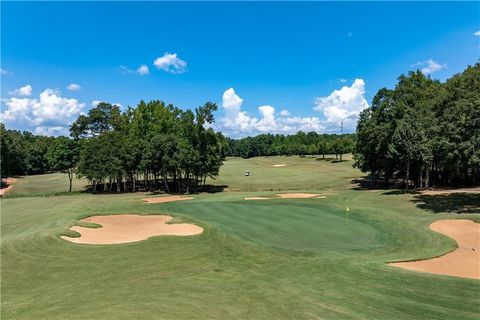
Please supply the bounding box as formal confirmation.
[411,59,447,75]
[137,64,150,75]
[67,83,81,91]
[9,84,32,97]
[314,79,369,131]
[153,53,187,74]
[218,88,324,137]
[0,89,85,136]
[474,31,480,36]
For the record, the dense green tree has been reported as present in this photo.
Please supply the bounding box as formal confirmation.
[355,63,480,189]
[46,137,79,192]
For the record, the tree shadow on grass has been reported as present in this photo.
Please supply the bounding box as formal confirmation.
[315,157,348,163]
[350,177,402,191]
[412,193,480,214]
[202,185,228,193]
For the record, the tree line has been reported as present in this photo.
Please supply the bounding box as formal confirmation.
[226,132,355,159]
[354,63,480,190]
[1,100,228,193]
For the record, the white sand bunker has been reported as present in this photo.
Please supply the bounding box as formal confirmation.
[390,219,479,280]
[143,195,194,204]
[276,193,326,199]
[0,178,17,196]
[244,196,270,200]
[61,215,203,245]
[244,193,326,200]
[273,164,286,167]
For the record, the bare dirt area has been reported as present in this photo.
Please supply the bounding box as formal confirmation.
[143,195,194,204]
[0,178,17,196]
[390,219,480,280]
[420,187,480,196]
[276,193,325,199]
[61,214,203,244]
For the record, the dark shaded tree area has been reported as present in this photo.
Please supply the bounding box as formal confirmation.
[226,132,355,160]
[354,63,480,190]
[0,123,64,177]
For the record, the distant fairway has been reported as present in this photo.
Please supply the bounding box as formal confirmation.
[207,155,361,191]
[1,156,479,320]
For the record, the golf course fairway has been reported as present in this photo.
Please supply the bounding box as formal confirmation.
[1,156,479,320]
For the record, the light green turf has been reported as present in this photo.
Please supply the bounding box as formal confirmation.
[1,156,479,320]
[6,173,88,197]
[206,155,361,191]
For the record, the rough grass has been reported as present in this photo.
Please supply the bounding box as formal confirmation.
[5,173,88,197]
[1,156,479,320]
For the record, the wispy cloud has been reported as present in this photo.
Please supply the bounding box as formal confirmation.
[120,64,149,76]
[67,83,81,91]
[0,68,11,76]
[411,59,447,75]
[474,30,480,36]
[153,53,187,74]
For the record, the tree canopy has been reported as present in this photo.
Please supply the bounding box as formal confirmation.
[354,63,480,189]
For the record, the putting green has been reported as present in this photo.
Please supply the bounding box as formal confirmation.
[160,200,382,252]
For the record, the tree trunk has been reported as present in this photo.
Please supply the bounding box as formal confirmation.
[163,175,170,193]
[68,169,73,192]
[405,162,410,192]
[426,165,430,189]
[419,165,424,189]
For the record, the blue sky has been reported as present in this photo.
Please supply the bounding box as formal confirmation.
[1,1,479,137]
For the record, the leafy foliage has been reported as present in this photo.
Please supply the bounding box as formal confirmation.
[355,63,480,189]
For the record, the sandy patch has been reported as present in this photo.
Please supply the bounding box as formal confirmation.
[143,195,194,204]
[61,214,203,245]
[244,196,270,200]
[421,187,480,196]
[390,219,479,280]
[273,164,286,167]
[0,178,17,196]
[276,193,325,199]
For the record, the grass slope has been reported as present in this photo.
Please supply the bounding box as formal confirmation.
[1,156,479,319]
[5,173,88,197]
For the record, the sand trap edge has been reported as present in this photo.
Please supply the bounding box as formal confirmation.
[143,195,194,204]
[60,214,203,245]
[388,219,480,280]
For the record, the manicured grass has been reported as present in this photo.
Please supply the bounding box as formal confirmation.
[5,173,88,197]
[206,155,361,191]
[1,156,479,319]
